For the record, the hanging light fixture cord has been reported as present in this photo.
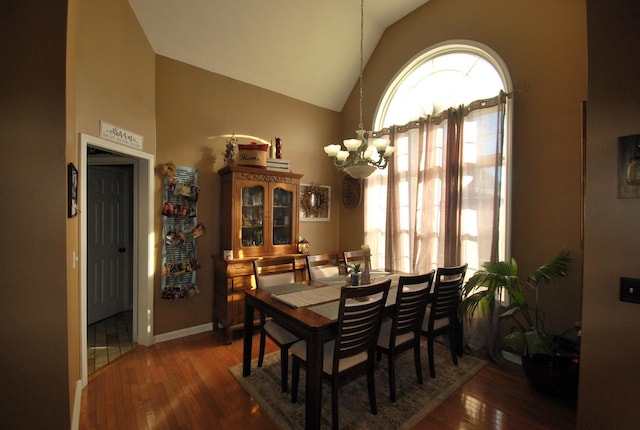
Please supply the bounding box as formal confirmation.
[322,0,394,179]
[358,0,364,131]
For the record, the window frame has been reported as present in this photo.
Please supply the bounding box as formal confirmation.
[369,40,513,274]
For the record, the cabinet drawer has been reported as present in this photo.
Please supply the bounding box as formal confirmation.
[231,275,254,290]
[226,263,254,277]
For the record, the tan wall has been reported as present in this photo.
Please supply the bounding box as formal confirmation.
[66,0,80,419]
[12,0,627,426]
[69,0,156,421]
[1,1,70,428]
[154,57,342,334]
[74,0,156,147]
[341,0,587,334]
[71,0,341,343]
[581,0,640,427]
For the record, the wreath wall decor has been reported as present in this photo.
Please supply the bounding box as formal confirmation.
[300,184,330,221]
[341,175,362,208]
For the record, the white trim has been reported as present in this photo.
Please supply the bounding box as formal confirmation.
[374,39,513,131]
[372,39,513,261]
[79,133,155,387]
[153,323,214,344]
[71,379,82,430]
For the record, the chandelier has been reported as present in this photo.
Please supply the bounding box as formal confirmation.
[323,0,393,179]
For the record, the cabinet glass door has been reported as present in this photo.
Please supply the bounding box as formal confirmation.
[241,185,264,248]
[272,187,293,246]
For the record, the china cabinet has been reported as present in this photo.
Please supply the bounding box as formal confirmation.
[219,165,302,257]
[214,165,305,342]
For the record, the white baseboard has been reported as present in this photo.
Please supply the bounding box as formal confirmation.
[71,379,82,430]
[153,322,213,344]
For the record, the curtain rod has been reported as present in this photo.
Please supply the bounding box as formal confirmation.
[372,91,509,137]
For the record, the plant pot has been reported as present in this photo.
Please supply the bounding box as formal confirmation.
[522,339,579,398]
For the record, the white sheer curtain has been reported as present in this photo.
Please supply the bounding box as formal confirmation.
[365,92,507,356]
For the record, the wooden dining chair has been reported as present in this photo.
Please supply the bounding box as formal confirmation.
[376,271,435,402]
[420,264,468,378]
[305,253,341,281]
[343,249,365,267]
[253,256,301,392]
[290,279,391,430]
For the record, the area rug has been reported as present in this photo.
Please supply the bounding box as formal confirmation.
[229,339,486,430]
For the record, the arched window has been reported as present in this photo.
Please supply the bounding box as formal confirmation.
[365,42,511,275]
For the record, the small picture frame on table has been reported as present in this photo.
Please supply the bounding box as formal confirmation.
[68,163,78,218]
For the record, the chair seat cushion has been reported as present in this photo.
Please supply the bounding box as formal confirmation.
[421,306,450,332]
[376,318,415,348]
[264,320,299,345]
[291,340,368,375]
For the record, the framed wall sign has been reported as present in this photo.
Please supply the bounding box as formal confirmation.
[68,163,78,218]
[300,184,330,221]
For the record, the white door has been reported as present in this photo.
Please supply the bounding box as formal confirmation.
[87,165,133,324]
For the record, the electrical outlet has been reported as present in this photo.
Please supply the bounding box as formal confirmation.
[620,277,640,304]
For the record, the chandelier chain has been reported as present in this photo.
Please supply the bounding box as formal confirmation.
[322,0,394,179]
[359,0,364,131]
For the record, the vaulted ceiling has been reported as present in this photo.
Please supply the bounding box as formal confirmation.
[128,0,430,112]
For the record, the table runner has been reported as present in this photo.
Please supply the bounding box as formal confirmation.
[308,287,399,320]
[262,282,314,296]
[313,275,348,285]
[269,284,344,308]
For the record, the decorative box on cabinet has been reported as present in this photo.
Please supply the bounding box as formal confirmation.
[213,254,307,343]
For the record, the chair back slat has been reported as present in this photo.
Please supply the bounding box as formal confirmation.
[343,250,365,266]
[392,271,436,339]
[429,264,468,322]
[306,253,341,280]
[334,280,391,368]
[253,257,296,288]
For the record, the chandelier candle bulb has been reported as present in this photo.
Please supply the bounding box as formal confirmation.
[373,138,389,152]
[384,146,395,157]
[324,144,342,157]
[337,151,350,162]
[364,147,377,160]
[344,139,362,151]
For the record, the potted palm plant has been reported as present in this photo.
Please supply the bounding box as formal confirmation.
[459,249,580,397]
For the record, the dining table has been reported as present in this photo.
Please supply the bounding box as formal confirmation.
[242,272,402,430]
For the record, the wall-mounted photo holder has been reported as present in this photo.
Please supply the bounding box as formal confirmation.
[618,134,640,198]
[68,163,78,217]
[300,184,330,222]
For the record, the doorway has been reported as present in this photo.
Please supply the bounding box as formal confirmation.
[79,133,155,386]
[86,161,134,373]
[87,163,133,324]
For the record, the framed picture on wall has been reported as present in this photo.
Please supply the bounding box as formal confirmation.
[68,163,78,218]
[618,134,640,198]
[300,184,330,222]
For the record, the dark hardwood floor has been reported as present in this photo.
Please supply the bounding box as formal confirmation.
[79,328,577,429]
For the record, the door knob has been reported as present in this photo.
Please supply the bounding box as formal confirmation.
[119,247,126,253]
